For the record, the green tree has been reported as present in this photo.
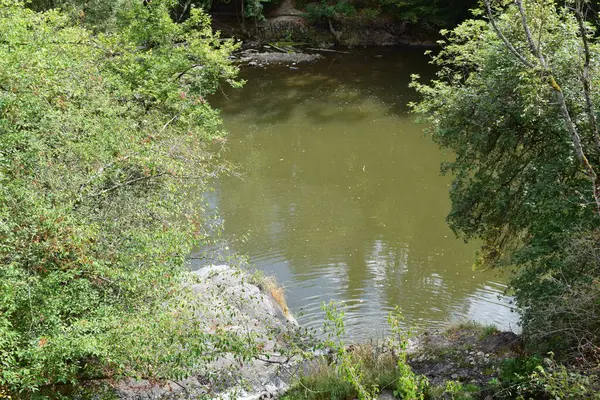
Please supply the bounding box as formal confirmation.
[0,0,262,395]
[302,0,477,27]
[411,0,600,358]
[380,0,477,26]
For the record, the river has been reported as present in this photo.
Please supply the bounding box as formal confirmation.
[198,47,519,339]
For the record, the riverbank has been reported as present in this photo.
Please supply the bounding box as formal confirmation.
[282,323,598,400]
[282,323,524,400]
[211,0,441,48]
[112,265,304,400]
[70,265,597,399]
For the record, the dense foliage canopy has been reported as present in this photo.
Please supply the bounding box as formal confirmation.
[412,0,600,359]
[301,0,478,27]
[0,0,265,395]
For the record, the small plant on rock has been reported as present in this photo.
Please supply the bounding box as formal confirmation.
[387,308,428,399]
[323,302,378,400]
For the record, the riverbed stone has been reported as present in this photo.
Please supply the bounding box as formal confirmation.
[408,325,523,388]
[113,265,301,399]
[238,50,322,66]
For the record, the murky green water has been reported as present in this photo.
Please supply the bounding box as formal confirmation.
[206,47,518,338]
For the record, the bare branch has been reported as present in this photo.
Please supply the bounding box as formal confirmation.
[78,155,131,195]
[513,0,600,214]
[515,0,544,62]
[160,114,179,132]
[574,1,600,153]
[174,64,204,81]
[483,0,535,68]
[88,172,167,197]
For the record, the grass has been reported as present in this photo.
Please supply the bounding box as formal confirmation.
[480,324,500,340]
[281,343,400,400]
[247,269,292,318]
[281,363,355,400]
[427,382,481,400]
[444,321,499,340]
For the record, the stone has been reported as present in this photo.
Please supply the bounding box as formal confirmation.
[238,51,322,66]
[378,389,396,400]
[113,265,300,399]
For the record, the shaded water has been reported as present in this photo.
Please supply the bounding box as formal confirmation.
[204,47,518,339]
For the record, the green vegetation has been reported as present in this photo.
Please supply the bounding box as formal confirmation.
[280,347,399,400]
[0,0,267,396]
[407,0,600,397]
[6,0,600,398]
[304,0,477,27]
[28,0,276,24]
[27,0,482,42]
[441,381,479,400]
[443,322,499,341]
[283,318,599,399]
[412,0,600,365]
[283,305,427,400]
[489,354,599,399]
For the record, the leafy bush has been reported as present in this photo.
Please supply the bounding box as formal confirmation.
[378,0,476,26]
[411,0,600,366]
[304,1,357,23]
[357,7,380,22]
[516,231,600,362]
[300,0,477,27]
[498,356,544,388]
[387,309,428,399]
[0,0,264,395]
[283,305,427,400]
[491,355,599,399]
[442,381,479,400]
[27,0,135,30]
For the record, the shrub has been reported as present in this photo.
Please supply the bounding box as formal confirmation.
[491,355,599,399]
[0,0,259,395]
[387,308,428,399]
[304,1,357,23]
[517,231,600,363]
[282,305,427,400]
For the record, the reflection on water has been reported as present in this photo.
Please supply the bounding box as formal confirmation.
[200,47,519,339]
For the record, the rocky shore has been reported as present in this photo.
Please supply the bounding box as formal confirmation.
[234,48,322,67]
[113,265,303,400]
[93,266,522,400]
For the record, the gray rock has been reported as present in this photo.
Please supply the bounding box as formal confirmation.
[238,51,322,66]
[378,389,396,399]
[114,265,300,399]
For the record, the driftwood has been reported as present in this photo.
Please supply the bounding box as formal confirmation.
[305,47,351,54]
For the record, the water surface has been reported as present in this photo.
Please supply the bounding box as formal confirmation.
[204,47,518,339]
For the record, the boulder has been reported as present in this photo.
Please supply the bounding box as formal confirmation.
[114,265,300,399]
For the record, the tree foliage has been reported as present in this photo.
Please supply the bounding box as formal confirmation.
[302,0,478,27]
[411,0,600,359]
[0,0,263,395]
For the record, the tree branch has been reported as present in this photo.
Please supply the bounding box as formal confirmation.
[514,0,600,215]
[515,0,543,62]
[174,64,204,81]
[483,0,534,68]
[88,172,167,197]
[574,1,600,154]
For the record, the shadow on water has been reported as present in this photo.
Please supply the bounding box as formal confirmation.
[199,46,519,339]
[216,47,433,125]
